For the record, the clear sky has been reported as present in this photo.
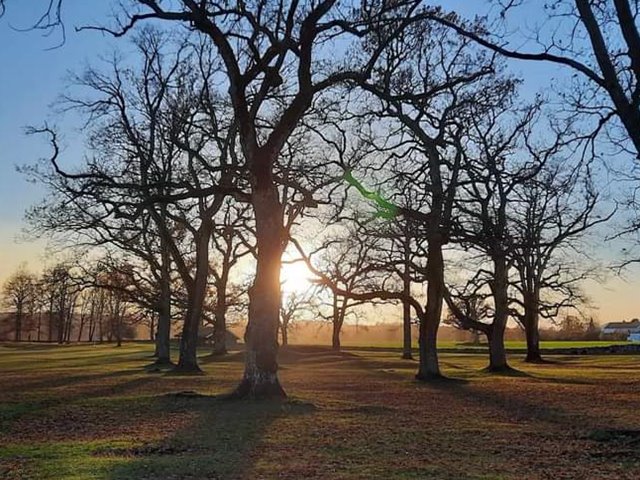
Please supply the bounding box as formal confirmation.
[0,1,638,323]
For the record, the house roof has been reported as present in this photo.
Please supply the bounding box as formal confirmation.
[175,327,240,340]
[199,326,240,340]
[603,320,640,330]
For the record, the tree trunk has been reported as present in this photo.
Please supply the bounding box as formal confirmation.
[88,313,95,342]
[416,239,444,380]
[402,301,413,359]
[402,225,413,359]
[15,305,22,342]
[77,317,85,342]
[37,309,42,342]
[523,289,542,363]
[155,246,173,365]
[115,305,122,348]
[331,320,341,351]
[155,308,172,365]
[176,226,211,373]
[233,185,286,399]
[57,309,65,344]
[331,296,346,351]
[487,256,509,372]
[150,315,156,342]
[281,320,289,347]
[211,286,228,356]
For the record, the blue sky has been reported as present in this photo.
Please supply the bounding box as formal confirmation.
[0,1,637,321]
[0,2,117,253]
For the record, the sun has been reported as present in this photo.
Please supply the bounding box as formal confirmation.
[280,261,313,294]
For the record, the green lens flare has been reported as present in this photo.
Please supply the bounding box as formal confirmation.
[343,170,398,219]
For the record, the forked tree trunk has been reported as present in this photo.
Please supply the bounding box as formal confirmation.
[416,240,444,380]
[176,225,212,373]
[523,289,542,363]
[487,256,509,372]
[233,185,286,399]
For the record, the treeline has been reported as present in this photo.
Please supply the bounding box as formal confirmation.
[1,1,638,398]
[0,264,146,344]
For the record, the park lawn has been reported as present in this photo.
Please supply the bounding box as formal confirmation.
[1,342,640,479]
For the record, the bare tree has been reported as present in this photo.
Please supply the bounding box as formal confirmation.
[511,162,609,362]
[347,16,511,379]
[209,201,252,356]
[26,31,242,371]
[444,292,492,346]
[447,97,563,371]
[318,234,384,351]
[2,266,36,341]
[279,290,315,347]
[429,1,640,158]
[39,263,80,344]
[74,0,428,398]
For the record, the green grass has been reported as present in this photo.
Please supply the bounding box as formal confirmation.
[1,342,640,479]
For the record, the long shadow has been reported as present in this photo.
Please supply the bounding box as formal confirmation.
[198,350,245,364]
[2,369,137,393]
[105,395,316,479]
[422,373,609,431]
[0,374,158,434]
[0,342,65,350]
[280,346,362,365]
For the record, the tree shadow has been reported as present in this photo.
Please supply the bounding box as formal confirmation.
[481,365,532,377]
[198,350,245,364]
[279,345,361,364]
[2,369,137,393]
[413,375,471,387]
[104,395,317,479]
[421,373,610,432]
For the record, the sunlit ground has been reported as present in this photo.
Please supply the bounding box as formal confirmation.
[1,342,640,479]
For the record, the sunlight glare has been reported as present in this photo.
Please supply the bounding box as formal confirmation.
[281,261,313,294]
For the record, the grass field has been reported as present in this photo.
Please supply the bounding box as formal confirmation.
[1,342,640,479]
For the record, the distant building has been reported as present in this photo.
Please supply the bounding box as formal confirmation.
[174,326,241,348]
[600,319,640,341]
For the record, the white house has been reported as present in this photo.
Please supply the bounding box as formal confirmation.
[601,319,640,341]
